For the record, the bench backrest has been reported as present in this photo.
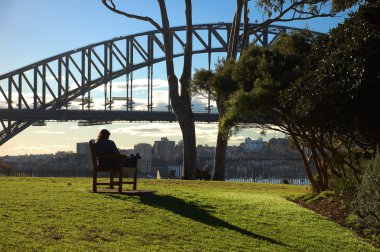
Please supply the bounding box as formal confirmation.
[89,140,98,169]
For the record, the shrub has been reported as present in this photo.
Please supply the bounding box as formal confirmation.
[0,161,11,171]
[352,152,380,234]
[334,176,358,205]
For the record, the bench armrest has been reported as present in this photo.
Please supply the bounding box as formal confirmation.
[97,154,125,160]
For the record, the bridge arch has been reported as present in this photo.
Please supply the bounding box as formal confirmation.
[0,23,321,145]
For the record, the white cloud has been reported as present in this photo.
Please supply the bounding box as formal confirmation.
[32,130,66,134]
[0,101,7,109]
[111,123,182,138]
[112,78,168,92]
[5,144,66,153]
[6,92,59,108]
[66,137,80,140]
[46,75,65,81]
[229,136,246,145]
[6,145,45,151]
[191,94,217,113]
[195,124,218,143]
[52,144,72,148]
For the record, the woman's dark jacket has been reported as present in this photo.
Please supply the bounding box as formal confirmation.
[95,139,120,169]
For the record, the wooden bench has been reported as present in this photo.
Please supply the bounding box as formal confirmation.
[169,169,176,179]
[196,168,211,180]
[89,140,138,193]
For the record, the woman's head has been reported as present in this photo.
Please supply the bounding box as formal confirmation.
[97,129,111,140]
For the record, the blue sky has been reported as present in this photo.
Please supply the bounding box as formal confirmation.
[0,0,354,155]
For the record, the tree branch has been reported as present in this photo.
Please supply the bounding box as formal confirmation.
[101,0,163,32]
[228,0,244,59]
[248,1,335,36]
[180,0,193,97]
[240,0,250,51]
[156,0,179,98]
[249,12,333,35]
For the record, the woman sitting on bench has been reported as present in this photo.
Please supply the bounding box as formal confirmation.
[95,129,140,168]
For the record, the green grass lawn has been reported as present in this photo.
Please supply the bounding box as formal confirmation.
[0,177,377,252]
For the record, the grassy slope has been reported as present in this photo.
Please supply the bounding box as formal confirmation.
[0,177,377,252]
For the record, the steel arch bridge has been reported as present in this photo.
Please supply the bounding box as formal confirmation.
[0,23,321,146]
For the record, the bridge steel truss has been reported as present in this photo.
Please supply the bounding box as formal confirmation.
[0,23,321,145]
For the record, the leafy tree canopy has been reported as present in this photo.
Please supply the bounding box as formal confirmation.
[285,0,380,147]
[221,31,314,134]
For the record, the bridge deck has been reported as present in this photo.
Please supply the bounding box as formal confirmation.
[0,109,219,123]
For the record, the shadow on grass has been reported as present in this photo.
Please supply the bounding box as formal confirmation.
[110,193,286,247]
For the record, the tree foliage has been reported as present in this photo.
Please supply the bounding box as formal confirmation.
[289,0,380,149]
[192,59,239,180]
[221,32,331,191]
[0,160,11,171]
[221,31,313,133]
[221,1,380,192]
[192,60,238,103]
[283,1,380,189]
[353,152,380,235]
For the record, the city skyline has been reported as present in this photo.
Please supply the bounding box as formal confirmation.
[0,124,280,156]
[0,1,353,156]
[3,135,276,158]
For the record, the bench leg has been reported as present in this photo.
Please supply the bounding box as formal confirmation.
[93,172,97,192]
[118,171,123,193]
[110,172,114,189]
[133,171,137,190]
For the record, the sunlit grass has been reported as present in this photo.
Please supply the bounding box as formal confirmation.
[0,177,377,251]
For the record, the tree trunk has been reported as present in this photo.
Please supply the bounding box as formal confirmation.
[174,101,196,179]
[289,130,321,192]
[212,0,245,181]
[158,0,195,179]
[213,128,228,180]
[169,73,196,179]
[212,103,227,180]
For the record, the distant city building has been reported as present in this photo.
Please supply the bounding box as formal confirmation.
[153,137,175,160]
[197,144,215,159]
[175,140,184,159]
[226,145,242,158]
[76,142,91,157]
[243,137,264,152]
[134,143,153,159]
[55,151,71,158]
[119,148,134,156]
